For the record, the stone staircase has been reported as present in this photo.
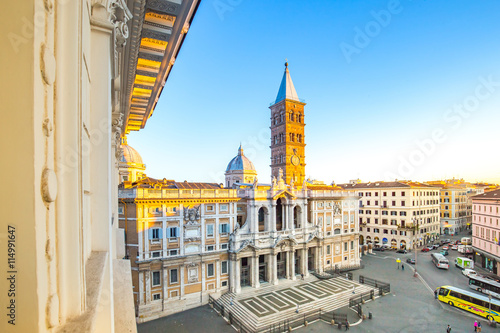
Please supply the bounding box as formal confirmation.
[212,276,376,332]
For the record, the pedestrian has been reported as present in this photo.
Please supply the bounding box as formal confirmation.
[446,324,451,332]
[402,263,405,271]
[477,321,482,332]
[434,289,438,299]
[345,321,350,331]
[301,273,304,280]
[474,320,478,332]
[352,286,355,294]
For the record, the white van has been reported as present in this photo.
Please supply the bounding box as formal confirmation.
[455,257,474,269]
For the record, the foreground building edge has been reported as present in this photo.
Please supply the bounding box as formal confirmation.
[0,0,200,331]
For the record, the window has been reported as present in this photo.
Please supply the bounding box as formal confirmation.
[344,242,348,251]
[220,204,228,212]
[401,201,405,207]
[326,216,331,225]
[392,192,396,196]
[170,269,178,284]
[167,227,179,239]
[168,249,178,256]
[392,201,396,206]
[152,251,161,258]
[206,245,215,251]
[221,243,228,250]
[222,281,228,287]
[351,241,354,250]
[152,271,161,286]
[153,293,161,300]
[207,224,214,237]
[220,223,229,234]
[207,263,215,277]
[327,245,331,254]
[149,228,162,240]
[118,206,124,214]
[221,261,228,274]
[206,205,214,212]
[401,192,406,196]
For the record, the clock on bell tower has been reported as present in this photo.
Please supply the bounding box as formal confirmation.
[269,62,306,185]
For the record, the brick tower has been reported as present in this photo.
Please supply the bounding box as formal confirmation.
[269,62,306,185]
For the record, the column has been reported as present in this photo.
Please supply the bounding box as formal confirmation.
[303,199,308,226]
[201,263,206,294]
[144,220,150,260]
[180,205,185,255]
[247,202,254,232]
[272,253,278,285]
[163,265,169,300]
[145,269,151,303]
[216,260,221,292]
[215,216,220,250]
[139,271,144,305]
[289,250,296,280]
[138,220,144,260]
[162,220,167,257]
[180,265,185,298]
[252,254,260,288]
[288,204,295,231]
[315,246,322,273]
[302,248,309,277]
[235,258,241,293]
[282,203,287,230]
[285,251,290,279]
[270,202,277,232]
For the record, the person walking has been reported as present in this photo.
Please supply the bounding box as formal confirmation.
[446,324,451,333]
[345,321,350,331]
[477,321,482,332]
[474,320,478,332]
[402,263,405,271]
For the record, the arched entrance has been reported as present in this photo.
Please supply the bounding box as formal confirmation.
[391,239,397,249]
[374,237,380,245]
[258,207,266,232]
[400,240,407,249]
[293,206,301,229]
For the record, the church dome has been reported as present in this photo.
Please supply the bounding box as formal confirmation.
[120,142,144,165]
[225,145,256,173]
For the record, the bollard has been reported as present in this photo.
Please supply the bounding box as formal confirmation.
[369,312,373,319]
[331,319,335,325]
[363,314,367,320]
[304,321,308,326]
[338,322,342,330]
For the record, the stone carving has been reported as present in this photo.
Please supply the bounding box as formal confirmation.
[289,177,294,190]
[183,205,200,225]
[278,168,283,182]
[271,176,277,189]
[333,202,342,215]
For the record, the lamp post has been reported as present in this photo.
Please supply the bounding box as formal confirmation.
[413,217,420,278]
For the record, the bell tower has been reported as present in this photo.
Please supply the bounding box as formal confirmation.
[269,62,306,185]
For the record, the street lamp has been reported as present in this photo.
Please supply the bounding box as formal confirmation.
[412,217,421,278]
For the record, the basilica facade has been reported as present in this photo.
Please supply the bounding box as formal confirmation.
[119,63,361,322]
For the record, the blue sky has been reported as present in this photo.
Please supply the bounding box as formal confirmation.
[128,0,500,185]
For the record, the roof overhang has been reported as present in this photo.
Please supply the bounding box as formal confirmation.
[121,0,201,134]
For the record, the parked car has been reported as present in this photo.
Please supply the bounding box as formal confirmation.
[421,247,430,252]
[373,247,385,251]
[443,246,449,251]
[428,245,435,251]
[444,239,451,243]
[440,250,449,256]
[396,249,407,254]
[462,269,477,278]
[433,244,440,249]
[451,245,458,250]
[406,258,416,264]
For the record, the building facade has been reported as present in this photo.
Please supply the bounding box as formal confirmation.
[338,181,441,249]
[119,63,361,321]
[1,0,200,331]
[472,189,500,276]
